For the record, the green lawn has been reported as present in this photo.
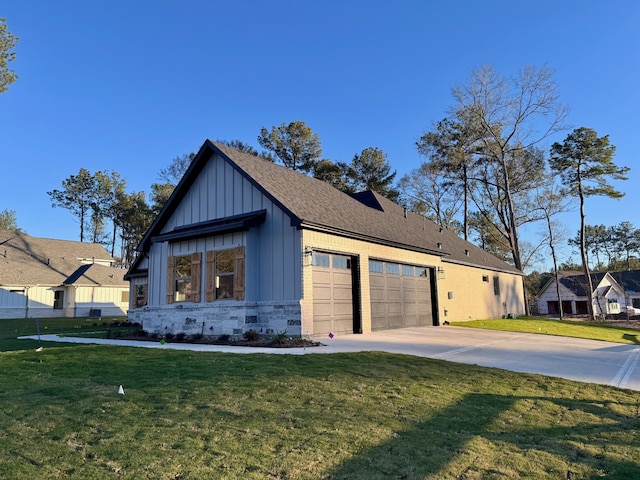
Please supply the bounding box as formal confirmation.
[450,317,640,345]
[1,318,640,479]
[0,317,132,352]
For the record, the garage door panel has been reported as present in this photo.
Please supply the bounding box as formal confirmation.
[404,290,417,302]
[314,270,331,284]
[333,289,353,300]
[313,286,332,300]
[332,272,352,285]
[386,289,402,301]
[386,277,401,288]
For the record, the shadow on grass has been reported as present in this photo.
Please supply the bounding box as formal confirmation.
[326,392,640,479]
[623,333,640,345]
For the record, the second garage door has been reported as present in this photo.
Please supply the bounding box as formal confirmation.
[369,260,434,331]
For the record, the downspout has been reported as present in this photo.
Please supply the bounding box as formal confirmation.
[25,286,29,318]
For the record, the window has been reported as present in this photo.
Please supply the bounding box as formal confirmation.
[493,276,500,296]
[135,284,148,308]
[215,250,235,299]
[53,290,64,310]
[174,255,193,302]
[386,263,400,275]
[417,268,428,277]
[608,298,618,304]
[633,298,640,309]
[166,253,202,304]
[482,275,489,283]
[205,247,245,302]
[402,265,415,276]
[121,291,129,303]
[369,260,383,273]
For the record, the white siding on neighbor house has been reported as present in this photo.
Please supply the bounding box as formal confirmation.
[0,287,28,319]
[73,286,128,317]
[145,153,302,307]
[537,274,627,316]
[537,281,581,315]
[1,284,128,319]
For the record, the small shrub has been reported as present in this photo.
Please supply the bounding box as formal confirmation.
[243,329,260,341]
[191,333,203,341]
[217,334,231,343]
[175,332,186,342]
[271,330,288,345]
[165,332,175,341]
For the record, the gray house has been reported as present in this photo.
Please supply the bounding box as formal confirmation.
[0,231,129,319]
[125,140,526,337]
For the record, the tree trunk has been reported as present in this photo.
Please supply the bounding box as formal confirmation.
[578,179,595,321]
[463,164,469,241]
[499,151,523,271]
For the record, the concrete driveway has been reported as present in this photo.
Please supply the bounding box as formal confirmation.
[21,326,640,391]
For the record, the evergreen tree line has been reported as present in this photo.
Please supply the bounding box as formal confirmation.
[568,222,640,272]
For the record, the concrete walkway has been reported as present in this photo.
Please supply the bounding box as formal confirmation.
[20,326,640,391]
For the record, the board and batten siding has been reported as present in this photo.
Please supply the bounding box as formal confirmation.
[73,286,128,317]
[146,152,302,307]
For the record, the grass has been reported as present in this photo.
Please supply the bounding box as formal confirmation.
[1,318,640,478]
[450,317,640,345]
[0,317,133,352]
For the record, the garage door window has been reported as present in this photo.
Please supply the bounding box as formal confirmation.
[402,265,414,276]
[313,253,330,267]
[333,256,351,269]
[369,260,383,272]
[386,263,400,274]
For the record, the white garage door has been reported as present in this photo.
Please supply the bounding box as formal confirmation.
[369,260,434,331]
[312,253,356,335]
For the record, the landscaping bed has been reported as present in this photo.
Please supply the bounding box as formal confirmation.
[116,325,324,348]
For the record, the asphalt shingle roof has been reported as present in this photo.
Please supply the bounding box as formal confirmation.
[138,140,522,275]
[0,231,127,286]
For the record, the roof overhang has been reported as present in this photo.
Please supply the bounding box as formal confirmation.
[151,209,267,244]
[299,221,446,257]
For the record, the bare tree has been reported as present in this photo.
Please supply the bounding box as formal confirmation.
[398,162,463,234]
[534,181,572,318]
[452,65,568,270]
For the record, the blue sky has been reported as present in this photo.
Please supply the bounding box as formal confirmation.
[1,1,638,271]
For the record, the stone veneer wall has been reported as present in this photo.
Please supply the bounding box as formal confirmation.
[127,300,302,338]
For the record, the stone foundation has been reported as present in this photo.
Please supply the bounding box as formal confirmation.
[127,301,302,338]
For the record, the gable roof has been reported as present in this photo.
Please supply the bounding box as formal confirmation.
[137,140,522,275]
[0,230,127,286]
[609,270,640,295]
[558,272,608,297]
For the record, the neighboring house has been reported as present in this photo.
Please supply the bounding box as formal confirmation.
[536,270,640,317]
[125,140,526,337]
[0,231,129,319]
